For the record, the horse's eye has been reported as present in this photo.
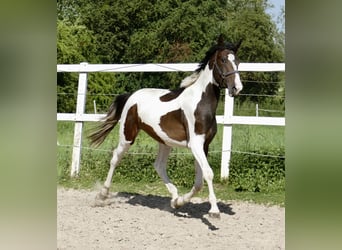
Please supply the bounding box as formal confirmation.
[222,58,228,63]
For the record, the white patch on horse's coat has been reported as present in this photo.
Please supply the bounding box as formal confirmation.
[126,89,187,147]
[228,53,235,62]
[228,53,243,94]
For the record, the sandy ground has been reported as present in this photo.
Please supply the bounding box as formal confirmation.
[57,188,284,249]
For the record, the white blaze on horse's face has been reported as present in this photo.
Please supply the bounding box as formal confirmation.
[227,53,243,96]
[214,49,243,96]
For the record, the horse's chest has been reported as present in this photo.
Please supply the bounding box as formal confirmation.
[190,85,219,135]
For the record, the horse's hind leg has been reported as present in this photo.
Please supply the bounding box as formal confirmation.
[95,103,140,204]
[95,140,131,203]
[153,143,180,208]
[174,160,203,207]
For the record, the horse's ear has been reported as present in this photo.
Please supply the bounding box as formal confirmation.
[234,39,243,53]
[217,34,225,46]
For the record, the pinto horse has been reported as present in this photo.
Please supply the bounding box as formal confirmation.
[89,36,243,218]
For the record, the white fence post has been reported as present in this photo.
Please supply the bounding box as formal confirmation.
[256,103,259,117]
[93,100,97,114]
[70,62,88,177]
[220,89,234,180]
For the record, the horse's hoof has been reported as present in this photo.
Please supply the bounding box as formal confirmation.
[91,190,111,207]
[209,212,221,219]
[92,198,107,207]
[170,199,177,209]
[92,193,115,207]
[171,197,183,209]
[96,192,108,201]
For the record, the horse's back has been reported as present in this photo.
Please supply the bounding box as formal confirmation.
[128,88,180,110]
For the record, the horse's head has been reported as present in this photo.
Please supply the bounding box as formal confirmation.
[211,35,243,97]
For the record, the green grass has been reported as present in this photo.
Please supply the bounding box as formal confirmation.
[57,120,284,206]
[57,121,284,154]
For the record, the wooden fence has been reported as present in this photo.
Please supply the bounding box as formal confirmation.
[57,62,285,178]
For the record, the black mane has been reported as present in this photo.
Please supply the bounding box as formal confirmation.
[195,42,237,73]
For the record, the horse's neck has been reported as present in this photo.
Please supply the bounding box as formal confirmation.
[187,65,220,112]
[196,64,214,89]
[191,65,218,96]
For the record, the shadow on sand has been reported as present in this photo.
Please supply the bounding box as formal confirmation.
[104,192,235,231]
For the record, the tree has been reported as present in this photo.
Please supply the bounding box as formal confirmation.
[57,19,91,113]
[73,0,241,91]
[57,0,79,22]
[57,0,285,112]
[223,0,284,103]
[57,19,117,112]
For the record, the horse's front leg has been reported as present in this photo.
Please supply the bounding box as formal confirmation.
[189,137,220,218]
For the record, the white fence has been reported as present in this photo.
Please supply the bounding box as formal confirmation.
[57,62,285,178]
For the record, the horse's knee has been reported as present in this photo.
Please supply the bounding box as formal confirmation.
[202,167,214,181]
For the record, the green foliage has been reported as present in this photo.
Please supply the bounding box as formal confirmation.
[57,19,97,64]
[57,19,118,113]
[165,154,195,188]
[58,146,284,193]
[85,73,119,113]
[56,0,286,200]
[234,94,285,117]
[57,73,78,113]
[57,120,284,206]
[57,0,285,112]
[229,150,285,192]
[223,0,284,103]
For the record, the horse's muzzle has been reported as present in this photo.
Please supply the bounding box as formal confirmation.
[228,87,238,97]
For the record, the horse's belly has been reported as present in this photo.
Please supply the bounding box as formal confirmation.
[131,88,189,147]
[163,137,188,148]
[132,93,188,147]
[138,111,188,147]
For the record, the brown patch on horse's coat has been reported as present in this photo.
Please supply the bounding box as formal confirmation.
[194,84,220,135]
[203,119,217,154]
[208,56,215,70]
[160,109,188,142]
[140,122,165,144]
[160,88,185,102]
[123,104,140,144]
[124,104,164,144]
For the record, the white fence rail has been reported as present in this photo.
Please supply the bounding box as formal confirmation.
[57,62,285,178]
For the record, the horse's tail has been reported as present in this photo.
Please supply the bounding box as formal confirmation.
[88,93,132,147]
